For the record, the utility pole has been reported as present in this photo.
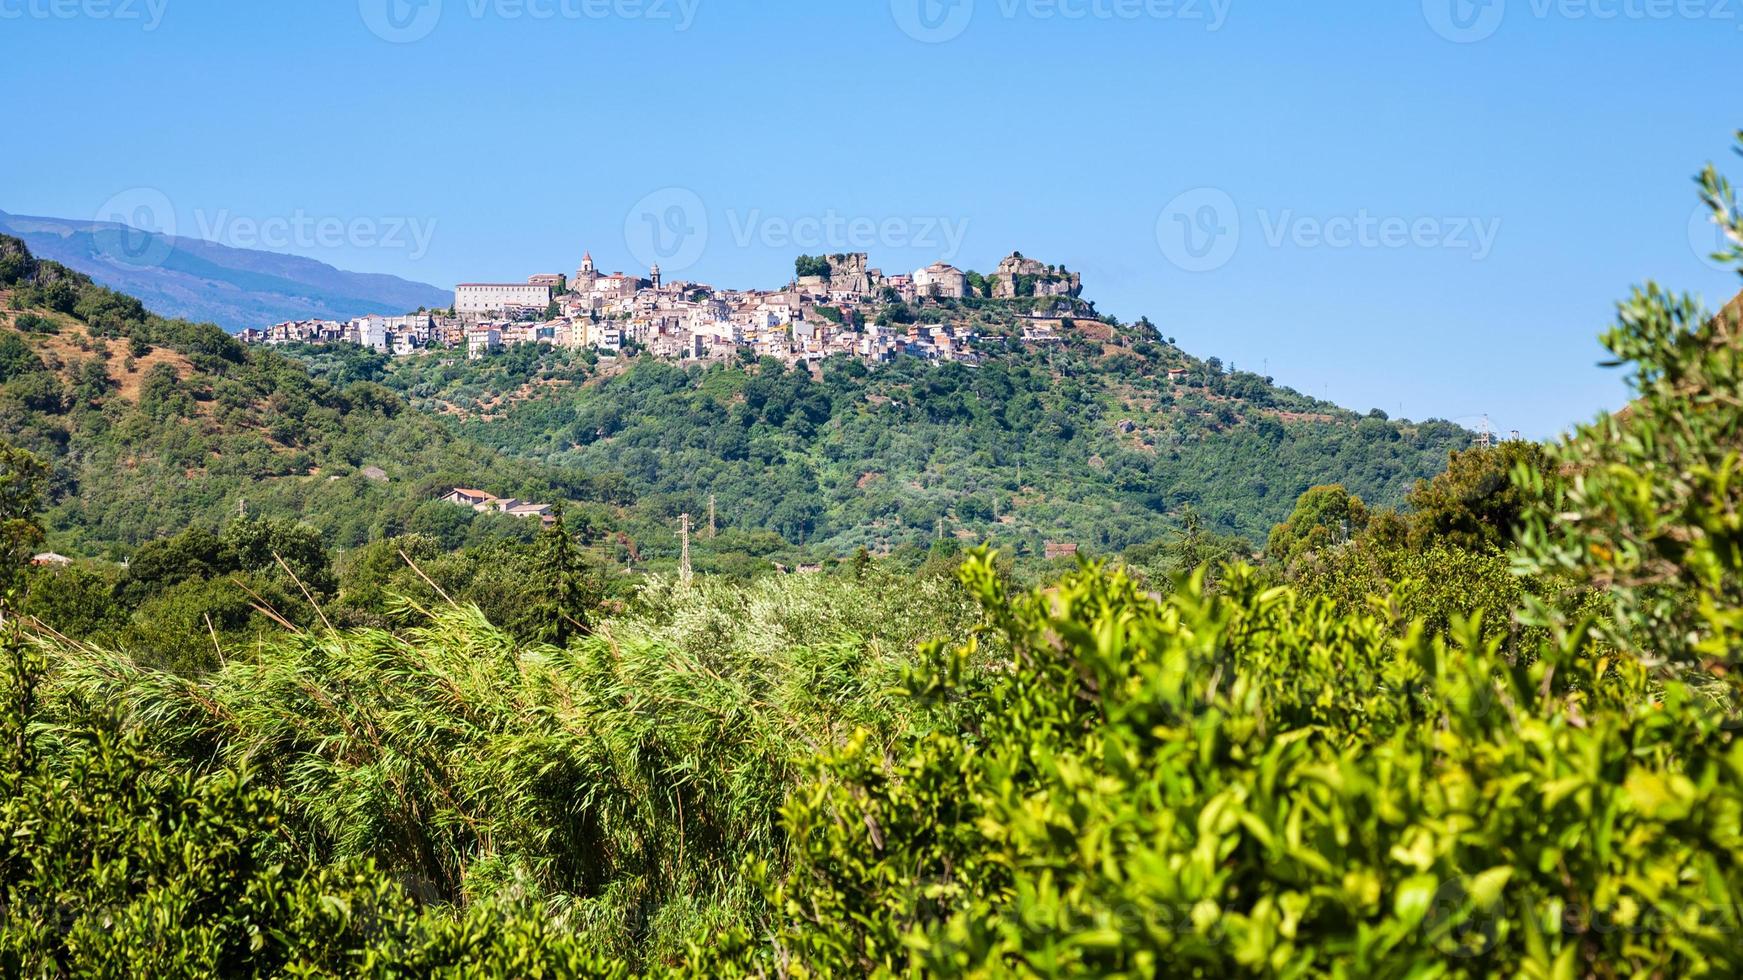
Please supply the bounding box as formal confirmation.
[707,494,717,539]
[678,514,693,585]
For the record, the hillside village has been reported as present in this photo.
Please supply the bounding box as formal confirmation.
[240,250,1091,368]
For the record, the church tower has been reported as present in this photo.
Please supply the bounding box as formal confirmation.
[575,251,598,295]
[650,263,662,289]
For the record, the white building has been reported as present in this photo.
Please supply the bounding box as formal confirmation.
[355,317,389,352]
[466,326,502,359]
[455,282,553,316]
[913,262,968,300]
[589,322,622,351]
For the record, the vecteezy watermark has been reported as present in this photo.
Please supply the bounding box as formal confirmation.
[359,0,443,42]
[190,210,439,262]
[0,0,168,30]
[890,0,1230,43]
[1156,189,1501,272]
[1156,188,1241,274]
[1421,0,1507,42]
[93,188,178,271]
[725,210,971,258]
[625,187,710,273]
[1256,209,1501,258]
[89,188,439,270]
[624,188,972,274]
[359,0,699,43]
[1424,0,1743,42]
[1688,202,1740,273]
[890,0,978,41]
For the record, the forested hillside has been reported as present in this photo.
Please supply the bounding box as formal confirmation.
[331,305,1469,554]
[0,235,606,558]
[4,137,1743,977]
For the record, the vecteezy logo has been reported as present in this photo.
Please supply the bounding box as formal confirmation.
[624,187,708,274]
[1422,875,1504,957]
[1689,203,1736,273]
[360,0,442,43]
[1156,188,1240,273]
[891,0,974,43]
[1423,0,1505,42]
[92,188,177,271]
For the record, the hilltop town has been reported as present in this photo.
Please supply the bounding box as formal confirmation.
[240,250,1093,367]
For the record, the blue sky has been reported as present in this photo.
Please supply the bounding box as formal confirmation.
[2,0,1737,436]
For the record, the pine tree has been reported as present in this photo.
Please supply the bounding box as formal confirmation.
[533,505,591,647]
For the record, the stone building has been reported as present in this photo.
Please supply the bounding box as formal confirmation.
[913,261,968,299]
[455,282,553,315]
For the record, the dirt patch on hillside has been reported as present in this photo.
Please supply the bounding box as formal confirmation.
[1272,410,1338,424]
[4,316,198,405]
[111,347,198,402]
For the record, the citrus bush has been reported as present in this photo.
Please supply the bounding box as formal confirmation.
[692,141,1743,977]
[706,552,1740,977]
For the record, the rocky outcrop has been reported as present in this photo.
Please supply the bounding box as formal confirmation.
[992,252,1082,299]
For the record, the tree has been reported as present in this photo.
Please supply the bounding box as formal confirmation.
[0,441,48,592]
[0,234,38,286]
[221,515,337,597]
[0,334,42,382]
[1404,441,1554,552]
[532,506,592,646]
[1266,484,1368,570]
[1516,133,1743,670]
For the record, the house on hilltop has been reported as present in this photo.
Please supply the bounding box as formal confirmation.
[913,261,967,300]
[442,488,498,509]
[440,488,558,526]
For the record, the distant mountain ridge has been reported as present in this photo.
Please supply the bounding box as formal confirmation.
[0,210,451,332]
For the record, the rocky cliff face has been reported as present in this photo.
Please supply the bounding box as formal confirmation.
[992,252,1082,299]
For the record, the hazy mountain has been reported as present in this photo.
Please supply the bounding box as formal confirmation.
[0,210,450,332]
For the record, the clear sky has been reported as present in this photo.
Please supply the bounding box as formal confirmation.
[3,0,1737,436]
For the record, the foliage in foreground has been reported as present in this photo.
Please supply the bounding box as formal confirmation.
[5,133,1743,977]
[0,626,623,978]
[725,556,1741,977]
[6,569,983,971]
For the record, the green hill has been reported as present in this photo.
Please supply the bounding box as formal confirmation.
[361,311,1470,556]
[0,235,581,559]
[0,232,1469,564]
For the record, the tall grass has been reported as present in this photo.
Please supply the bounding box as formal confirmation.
[30,567,984,965]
